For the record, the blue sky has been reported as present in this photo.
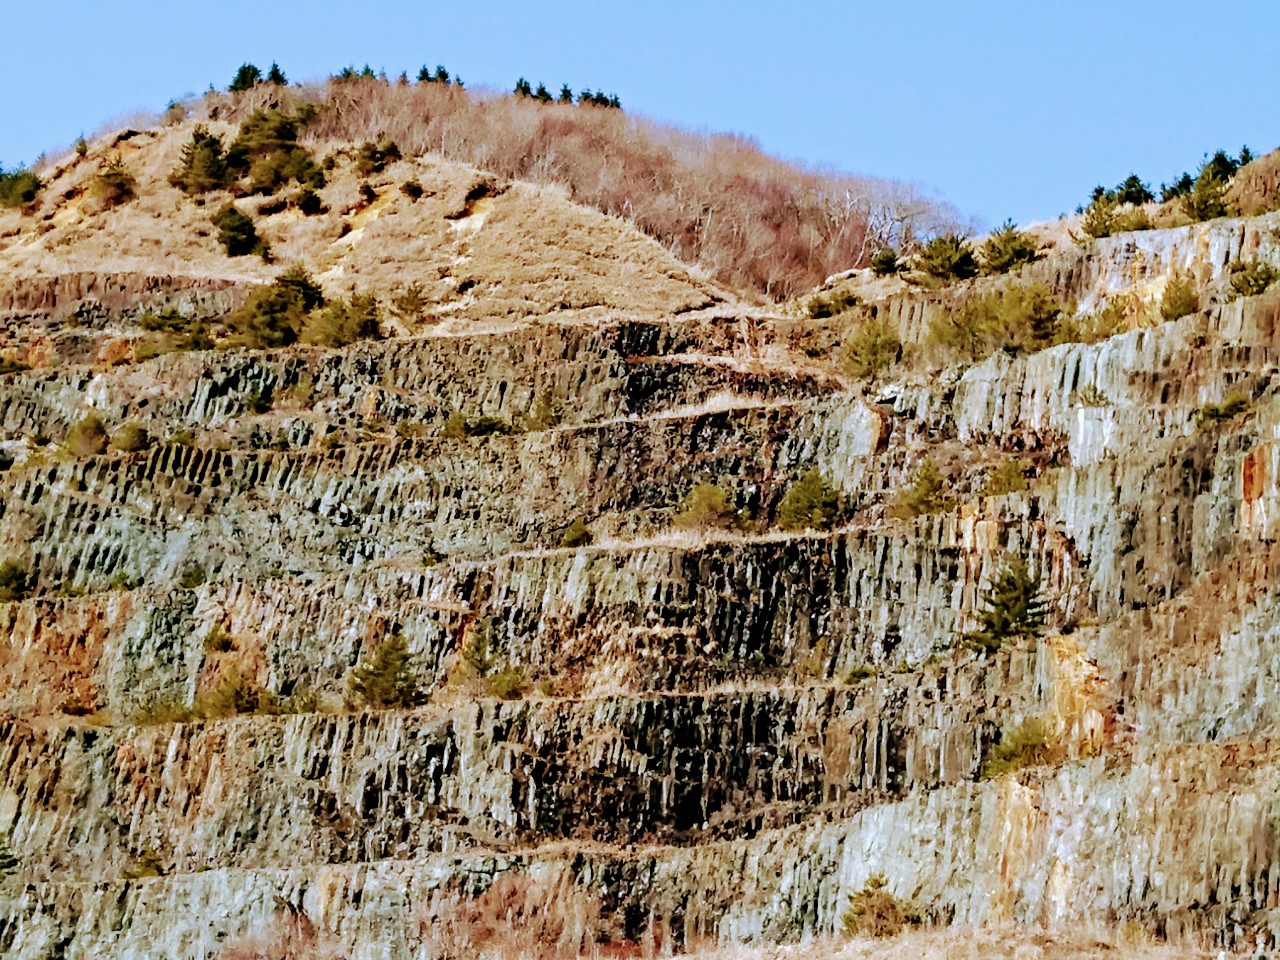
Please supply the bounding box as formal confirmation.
[4,1,1278,227]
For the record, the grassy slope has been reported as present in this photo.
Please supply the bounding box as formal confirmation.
[0,119,724,328]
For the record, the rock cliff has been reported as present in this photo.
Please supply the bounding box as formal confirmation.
[2,122,1280,958]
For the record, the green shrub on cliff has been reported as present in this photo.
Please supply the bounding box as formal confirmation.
[89,156,136,209]
[978,458,1029,497]
[229,63,264,93]
[868,248,901,276]
[980,716,1065,778]
[840,315,900,379]
[966,554,1046,652]
[198,666,280,718]
[1195,392,1253,429]
[777,469,839,531]
[448,619,529,699]
[131,666,286,725]
[441,412,467,438]
[1081,196,1151,239]
[178,563,206,589]
[347,633,427,709]
[841,875,920,938]
[485,664,530,700]
[0,560,31,602]
[459,619,494,675]
[888,459,952,519]
[225,108,324,196]
[110,423,151,453]
[1054,299,1127,346]
[211,204,268,258]
[1181,163,1232,223]
[807,287,859,319]
[439,411,515,439]
[222,267,328,349]
[560,518,593,547]
[674,482,734,530]
[169,127,231,194]
[913,233,978,283]
[929,283,1066,360]
[1160,273,1200,321]
[354,139,402,177]
[1228,260,1279,300]
[301,293,382,348]
[137,308,215,361]
[0,165,42,209]
[66,414,109,456]
[980,221,1039,274]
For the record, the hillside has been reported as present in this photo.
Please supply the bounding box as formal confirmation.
[2,83,1280,960]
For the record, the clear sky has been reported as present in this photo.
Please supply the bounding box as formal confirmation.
[4,0,1278,227]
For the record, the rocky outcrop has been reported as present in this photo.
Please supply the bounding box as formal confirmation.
[4,214,1280,959]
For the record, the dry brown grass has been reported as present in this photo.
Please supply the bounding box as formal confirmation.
[0,119,722,329]
[27,79,962,301]
[215,908,343,960]
[680,925,1212,960]
[292,79,967,298]
[415,871,634,960]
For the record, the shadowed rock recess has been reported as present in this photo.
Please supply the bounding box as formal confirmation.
[5,128,1280,958]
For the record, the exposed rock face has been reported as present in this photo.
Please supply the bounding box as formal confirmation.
[3,206,1280,959]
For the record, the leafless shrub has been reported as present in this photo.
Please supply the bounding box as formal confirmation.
[416,872,628,960]
[202,80,965,299]
[216,908,342,960]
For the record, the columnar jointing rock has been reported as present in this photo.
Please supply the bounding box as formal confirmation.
[4,212,1280,959]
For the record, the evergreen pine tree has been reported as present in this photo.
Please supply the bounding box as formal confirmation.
[1202,149,1239,183]
[967,555,1047,651]
[1023,286,1064,343]
[514,77,533,97]
[674,482,734,530]
[980,220,1040,274]
[1160,172,1195,202]
[434,65,450,84]
[559,84,574,103]
[777,470,840,531]
[0,166,42,209]
[534,82,552,103]
[914,234,978,282]
[608,94,622,109]
[1114,174,1154,205]
[869,248,901,276]
[347,634,427,709]
[888,458,952,519]
[1081,195,1118,238]
[169,127,229,194]
[229,63,263,93]
[418,65,433,83]
[266,62,287,85]
[211,204,266,258]
[1182,164,1232,222]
